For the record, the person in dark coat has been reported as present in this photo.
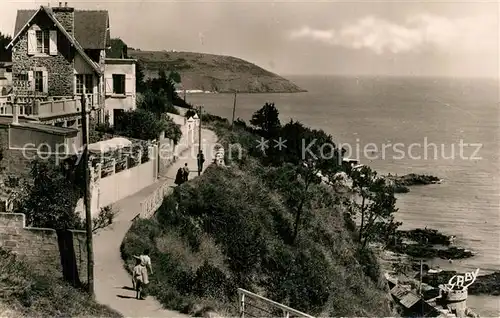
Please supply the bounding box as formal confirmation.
[174,167,184,185]
[197,151,205,173]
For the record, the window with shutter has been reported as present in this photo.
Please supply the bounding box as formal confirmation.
[112,74,125,94]
[42,71,48,93]
[49,30,57,55]
[34,71,43,92]
[27,29,51,55]
[125,74,134,94]
[85,74,93,94]
[105,75,113,95]
[76,75,84,94]
[28,71,34,91]
[76,74,94,95]
[27,30,36,55]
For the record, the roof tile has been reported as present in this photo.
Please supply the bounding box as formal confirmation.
[14,9,109,49]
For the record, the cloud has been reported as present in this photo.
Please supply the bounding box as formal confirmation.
[289,14,497,55]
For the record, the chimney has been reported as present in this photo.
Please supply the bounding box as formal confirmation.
[53,2,74,34]
[122,44,128,59]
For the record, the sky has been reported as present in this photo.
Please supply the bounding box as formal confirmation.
[0,0,498,78]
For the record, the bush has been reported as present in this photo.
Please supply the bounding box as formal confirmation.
[16,159,83,230]
[114,109,166,141]
[138,89,179,116]
[162,115,182,144]
[121,107,392,317]
[122,162,391,316]
[0,249,121,317]
[185,109,196,118]
[191,262,233,300]
[92,205,116,233]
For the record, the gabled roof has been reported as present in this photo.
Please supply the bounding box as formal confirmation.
[14,9,110,50]
[74,10,110,49]
[7,6,101,74]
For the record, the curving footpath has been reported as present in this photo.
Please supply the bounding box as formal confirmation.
[93,129,218,317]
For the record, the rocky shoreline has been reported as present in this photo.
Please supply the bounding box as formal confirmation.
[385,173,441,193]
[387,228,474,260]
[421,270,500,296]
[381,227,500,296]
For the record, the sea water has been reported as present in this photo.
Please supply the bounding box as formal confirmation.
[188,75,500,316]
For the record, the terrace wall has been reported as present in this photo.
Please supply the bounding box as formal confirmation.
[0,212,87,285]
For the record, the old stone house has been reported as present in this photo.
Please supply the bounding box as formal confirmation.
[0,3,137,211]
[6,3,137,126]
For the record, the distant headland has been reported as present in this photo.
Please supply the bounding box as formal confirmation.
[128,49,306,94]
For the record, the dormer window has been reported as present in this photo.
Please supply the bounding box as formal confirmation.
[27,27,57,56]
[36,30,50,54]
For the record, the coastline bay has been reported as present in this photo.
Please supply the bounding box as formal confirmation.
[187,75,500,315]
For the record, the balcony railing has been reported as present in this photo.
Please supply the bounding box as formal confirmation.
[0,94,95,119]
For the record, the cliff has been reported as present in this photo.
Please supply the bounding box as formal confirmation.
[121,114,394,317]
[128,49,306,93]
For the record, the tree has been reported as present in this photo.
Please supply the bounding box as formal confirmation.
[264,163,322,244]
[114,109,167,141]
[0,32,12,62]
[162,115,182,145]
[113,109,181,143]
[106,38,128,58]
[279,119,343,172]
[145,69,185,108]
[16,160,83,230]
[185,109,196,118]
[136,61,147,93]
[250,102,281,138]
[350,166,401,249]
[148,70,180,97]
[138,88,179,117]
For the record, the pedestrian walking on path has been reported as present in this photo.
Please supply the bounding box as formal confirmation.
[132,256,149,300]
[197,151,205,173]
[140,249,153,275]
[132,250,153,290]
[182,163,190,182]
[174,167,184,186]
[93,128,217,318]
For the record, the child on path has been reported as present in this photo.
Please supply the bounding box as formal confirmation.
[132,256,149,300]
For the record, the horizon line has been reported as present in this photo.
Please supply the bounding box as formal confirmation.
[280,73,499,80]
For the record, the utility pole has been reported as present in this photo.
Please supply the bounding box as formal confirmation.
[231,90,237,129]
[81,96,94,297]
[197,105,202,176]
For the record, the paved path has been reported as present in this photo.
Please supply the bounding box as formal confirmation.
[93,129,218,318]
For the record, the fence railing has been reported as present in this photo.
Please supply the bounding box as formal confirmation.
[139,181,171,218]
[137,125,195,219]
[237,288,315,318]
[0,94,96,119]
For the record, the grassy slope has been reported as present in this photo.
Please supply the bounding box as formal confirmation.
[121,120,394,317]
[128,49,306,93]
[0,249,121,318]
